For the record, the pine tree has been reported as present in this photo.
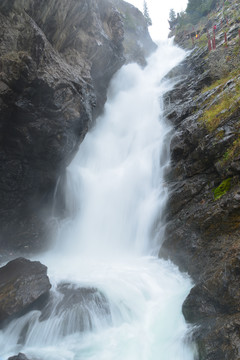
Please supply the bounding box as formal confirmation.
[143,0,152,27]
[169,8,177,22]
[186,0,218,23]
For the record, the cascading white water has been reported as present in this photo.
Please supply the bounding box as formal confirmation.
[0,41,196,360]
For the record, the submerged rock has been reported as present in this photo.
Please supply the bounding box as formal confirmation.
[17,283,111,345]
[0,257,51,325]
[8,353,30,360]
[40,282,111,324]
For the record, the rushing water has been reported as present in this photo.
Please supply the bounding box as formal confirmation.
[0,41,195,360]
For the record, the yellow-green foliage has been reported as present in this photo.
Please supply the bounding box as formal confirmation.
[202,69,240,93]
[199,73,240,132]
[215,130,225,139]
[199,93,240,131]
[213,178,232,200]
[233,43,240,56]
[197,33,208,48]
[221,136,240,164]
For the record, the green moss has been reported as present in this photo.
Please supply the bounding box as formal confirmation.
[202,69,240,94]
[233,44,240,56]
[221,136,240,165]
[215,130,225,139]
[199,76,240,132]
[197,33,208,48]
[199,94,240,131]
[213,178,232,200]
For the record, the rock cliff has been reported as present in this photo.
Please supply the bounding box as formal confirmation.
[0,0,155,252]
[161,2,240,359]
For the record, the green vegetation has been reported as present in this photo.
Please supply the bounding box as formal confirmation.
[199,92,240,131]
[169,0,239,49]
[169,0,219,31]
[143,0,152,26]
[198,33,208,48]
[202,69,240,93]
[232,8,240,22]
[200,71,240,168]
[221,137,240,165]
[213,178,232,200]
[169,8,177,22]
[186,0,218,24]
[215,130,225,140]
[198,70,240,131]
[233,43,240,56]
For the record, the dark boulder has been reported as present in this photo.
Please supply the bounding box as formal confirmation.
[8,353,30,360]
[0,257,51,325]
[17,283,111,345]
[194,314,240,360]
[40,282,110,323]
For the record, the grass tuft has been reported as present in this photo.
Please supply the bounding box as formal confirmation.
[213,178,232,200]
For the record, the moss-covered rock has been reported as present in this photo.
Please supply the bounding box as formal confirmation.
[213,178,232,200]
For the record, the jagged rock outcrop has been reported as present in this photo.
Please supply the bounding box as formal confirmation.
[8,353,29,360]
[0,0,155,252]
[38,283,111,334]
[160,12,240,360]
[112,0,157,65]
[0,257,51,326]
[8,283,111,345]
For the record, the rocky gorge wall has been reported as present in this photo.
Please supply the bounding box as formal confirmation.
[0,0,155,253]
[161,3,240,359]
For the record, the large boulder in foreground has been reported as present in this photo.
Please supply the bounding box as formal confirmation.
[0,257,51,324]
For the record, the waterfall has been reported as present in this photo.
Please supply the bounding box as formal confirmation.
[0,41,196,360]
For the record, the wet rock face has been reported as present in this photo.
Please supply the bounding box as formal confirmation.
[0,3,94,251]
[17,283,111,344]
[161,44,240,359]
[40,283,111,324]
[112,0,157,65]
[0,0,155,251]
[0,257,51,325]
[8,353,30,360]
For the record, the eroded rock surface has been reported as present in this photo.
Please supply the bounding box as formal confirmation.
[0,257,51,325]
